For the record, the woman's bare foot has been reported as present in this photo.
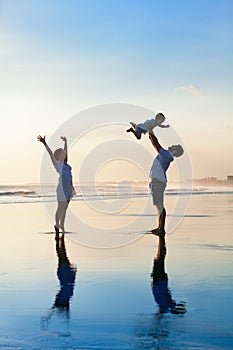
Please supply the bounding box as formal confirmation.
[54,225,59,234]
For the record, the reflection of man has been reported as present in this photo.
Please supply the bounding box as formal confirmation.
[151,234,186,314]
[54,233,77,311]
[148,129,184,235]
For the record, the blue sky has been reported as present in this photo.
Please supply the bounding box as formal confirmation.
[0,0,232,183]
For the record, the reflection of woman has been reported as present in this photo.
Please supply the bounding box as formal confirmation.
[54,233,77,311]
[41,234,77,330]
[151,234,186,314]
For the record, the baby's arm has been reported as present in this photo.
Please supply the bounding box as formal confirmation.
[61,136,68,162]
[37,135,57,167]
[159,123,170,128]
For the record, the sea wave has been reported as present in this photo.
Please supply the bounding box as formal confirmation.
[0,184,232,205]
[0,190,37,197]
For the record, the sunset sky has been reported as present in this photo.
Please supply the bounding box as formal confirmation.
[0,0,232,184]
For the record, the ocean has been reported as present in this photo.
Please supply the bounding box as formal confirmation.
[0,184,233,349]
[1,183,232,205]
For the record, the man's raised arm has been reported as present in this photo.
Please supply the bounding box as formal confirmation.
[148,130,162,153]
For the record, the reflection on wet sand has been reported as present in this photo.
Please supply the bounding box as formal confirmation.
[133,234,187,349]
[151,234,186,315]
[41,234,77,329]
[54,233,77,312]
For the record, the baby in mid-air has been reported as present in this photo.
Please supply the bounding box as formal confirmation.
[126,113,169,140]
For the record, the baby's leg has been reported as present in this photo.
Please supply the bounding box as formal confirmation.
[130,122,136,129]
[126,128,141,139]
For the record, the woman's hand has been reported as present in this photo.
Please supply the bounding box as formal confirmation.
[37,135,46,145]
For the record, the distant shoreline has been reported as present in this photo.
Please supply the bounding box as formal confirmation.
[1,178,233,189]
[188,177,233,187]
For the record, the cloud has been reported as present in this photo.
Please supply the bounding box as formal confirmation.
[176,85,201,97]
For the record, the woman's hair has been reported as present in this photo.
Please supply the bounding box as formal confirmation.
[54,148,64,160]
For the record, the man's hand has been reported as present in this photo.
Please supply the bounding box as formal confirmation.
[147,125,154,134]
[61,136,67,142]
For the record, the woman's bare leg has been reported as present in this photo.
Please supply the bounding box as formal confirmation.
[59,201,70,233]
[55,202,63,232]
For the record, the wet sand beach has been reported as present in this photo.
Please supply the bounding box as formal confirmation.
[0,192,233,349]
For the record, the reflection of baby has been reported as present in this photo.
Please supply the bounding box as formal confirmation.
[126,113,169,140]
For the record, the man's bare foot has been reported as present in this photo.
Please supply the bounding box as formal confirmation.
[151,228,165,236]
